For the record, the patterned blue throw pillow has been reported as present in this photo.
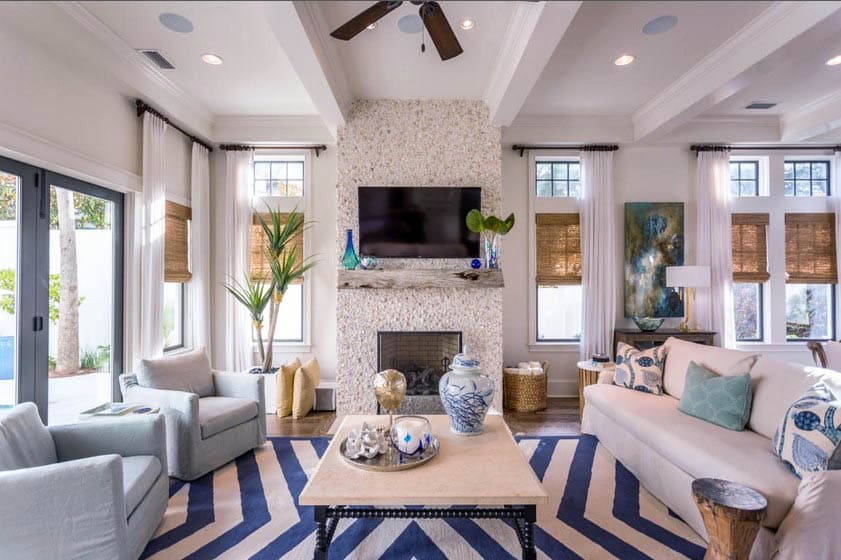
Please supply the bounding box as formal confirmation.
[613,342,666,395]
[678,361,752,431]
[773,383,841,479]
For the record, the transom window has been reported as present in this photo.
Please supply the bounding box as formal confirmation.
[729,161,759,197]
[253,158,304,197]
[535,161,580,198]
[784,161,830,197]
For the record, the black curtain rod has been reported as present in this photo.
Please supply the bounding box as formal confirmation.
[512,144,619,157]
[692,144,840,152]
[135,99,213,152]
[219,144,328,157]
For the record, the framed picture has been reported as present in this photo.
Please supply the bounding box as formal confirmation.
[624,202,684,318]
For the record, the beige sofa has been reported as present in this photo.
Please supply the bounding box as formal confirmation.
[582,337,841,557]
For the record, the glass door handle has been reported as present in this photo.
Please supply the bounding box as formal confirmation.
[32,316,43,332]
[36,171,47,219]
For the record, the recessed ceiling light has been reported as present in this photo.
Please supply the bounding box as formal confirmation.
[201,54,223,66]
[643,15,677,35]
[158,13,193,34]
[614,54,635,66]
[460,18,475,30]
[366,22,377,30]
[827,54,841,66]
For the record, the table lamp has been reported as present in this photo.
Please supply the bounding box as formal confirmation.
[666,266,710,332]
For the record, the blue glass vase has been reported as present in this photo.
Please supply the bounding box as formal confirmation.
[342,228,360,270]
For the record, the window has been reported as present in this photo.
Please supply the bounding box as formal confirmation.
[535,161,580,197]
[784,161,830,197]
[785,213,837,341]
[254,157,304,197]
[535,213,581,341]
[163,282,184,350]
[729,161,759,197]
[731,213,769,341]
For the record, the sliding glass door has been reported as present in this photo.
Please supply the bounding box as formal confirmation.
[0,156,123,424]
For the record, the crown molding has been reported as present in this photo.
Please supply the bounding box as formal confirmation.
[632,1,841,141]
[54,1,214,139]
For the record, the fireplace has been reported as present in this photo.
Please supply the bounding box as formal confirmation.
[377,331,462,414]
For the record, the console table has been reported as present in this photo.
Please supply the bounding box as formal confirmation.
[613,328,716,356]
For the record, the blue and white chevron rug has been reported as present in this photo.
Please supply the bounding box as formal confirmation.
[142,436,706,560]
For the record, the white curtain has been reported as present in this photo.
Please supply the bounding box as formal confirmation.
[579,149,616,360]
[139,112,167,361]
[187,143,212,357]
[221,150,254,371]
[695,150,735,348]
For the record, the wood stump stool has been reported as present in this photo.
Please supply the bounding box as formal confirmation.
[692,478,768,560]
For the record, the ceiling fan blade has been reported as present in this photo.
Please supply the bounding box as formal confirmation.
[419,1,463,61]
[330,1,403,41]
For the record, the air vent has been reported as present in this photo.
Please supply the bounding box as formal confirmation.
[745,101,777,110]
[140,50,175,70]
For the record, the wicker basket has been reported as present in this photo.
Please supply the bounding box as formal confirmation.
[503,364,548,413]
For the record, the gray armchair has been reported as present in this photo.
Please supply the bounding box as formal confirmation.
[120,349,266,481]
[0,402,167,560]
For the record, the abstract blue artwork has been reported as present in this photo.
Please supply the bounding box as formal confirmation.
[624,202,684,318]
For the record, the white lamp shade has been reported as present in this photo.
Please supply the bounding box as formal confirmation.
[666,266,710,288]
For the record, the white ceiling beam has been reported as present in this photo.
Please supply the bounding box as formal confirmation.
[484,1,581,127]
[263,2,350,140]
[212,116,334,145]
[780,90,841,142]
[632,2,841,142]
[502,115,633,145]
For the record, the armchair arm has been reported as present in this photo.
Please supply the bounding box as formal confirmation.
[213,372,266,442]
[807,341,828,368]
[49,414,167,475]
[0,455,129,560]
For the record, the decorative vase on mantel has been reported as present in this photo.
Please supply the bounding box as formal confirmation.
[439,350,495,436]
[342,228,360,270]
[483,233,500,269]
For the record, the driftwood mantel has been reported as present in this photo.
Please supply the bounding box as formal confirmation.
[337,269,504,289]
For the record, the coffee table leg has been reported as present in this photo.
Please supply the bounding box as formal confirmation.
[522,504,537,560]
[314,506,329,560]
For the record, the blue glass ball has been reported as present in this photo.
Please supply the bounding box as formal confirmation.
[470,259,482,269]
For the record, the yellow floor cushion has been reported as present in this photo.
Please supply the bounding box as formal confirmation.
[276,357,301,417]
[292,358,320,419]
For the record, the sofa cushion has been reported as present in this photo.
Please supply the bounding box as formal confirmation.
[0,402,57,471]
[773,470,841,560]
[748,357,841,439]
[122,455,161,518]
[199,397,258,439]
[138,348,214,397]
[584,383,799,528]
[613,342,666,395]
[678,361,753,431]
[822,340,841,371]
[773,383,841,478]
[662,337,759,400]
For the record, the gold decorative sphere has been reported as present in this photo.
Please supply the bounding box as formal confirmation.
[373,369,407,413]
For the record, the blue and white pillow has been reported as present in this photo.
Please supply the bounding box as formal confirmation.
[613,342,666,395]
[773,383,841,479]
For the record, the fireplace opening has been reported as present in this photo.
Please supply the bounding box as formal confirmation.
[377,331,462,414]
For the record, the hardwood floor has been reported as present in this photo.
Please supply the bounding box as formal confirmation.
[266,397,582,438]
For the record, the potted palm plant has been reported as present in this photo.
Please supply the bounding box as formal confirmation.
[222,276,272,365]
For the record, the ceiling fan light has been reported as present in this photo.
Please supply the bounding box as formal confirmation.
[460,18,475,30]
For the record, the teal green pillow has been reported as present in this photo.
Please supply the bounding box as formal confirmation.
[677,361,753,431]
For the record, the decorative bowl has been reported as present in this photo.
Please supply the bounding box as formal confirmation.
[632,316,665,332]
[359,256,379,270]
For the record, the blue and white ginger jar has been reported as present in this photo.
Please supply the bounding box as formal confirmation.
[439,351,495,436]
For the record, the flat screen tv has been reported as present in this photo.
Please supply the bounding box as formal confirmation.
[358,186,481,258]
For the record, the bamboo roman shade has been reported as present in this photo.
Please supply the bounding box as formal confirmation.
[731,213,769,283]
[535,213,581,285]
[250,213,305,284]
[785,213,837,284]
[164,200,192,283]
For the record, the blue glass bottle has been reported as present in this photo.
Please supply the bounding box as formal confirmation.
[342,228,360,270]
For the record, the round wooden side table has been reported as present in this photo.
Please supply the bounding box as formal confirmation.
[691,478,767,560]
[576,360,610,419]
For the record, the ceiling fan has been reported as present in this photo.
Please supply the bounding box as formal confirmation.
[330,1,463,61]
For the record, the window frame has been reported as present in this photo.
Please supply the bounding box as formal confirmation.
[535,285,583,343]
[733,282,765,343]
[163,282,186,353]
[729,160,760,197]
[784,159,831,197]
[250,150,312,351]
[253,156,305,198]
[527,150,581,352]
[784,284,836,342]
[535,160,581,198]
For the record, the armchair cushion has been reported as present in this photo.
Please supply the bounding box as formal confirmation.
[122,455,161,518]
[0,402,57,471]
[199,397,258,439]
[138,348,215,397]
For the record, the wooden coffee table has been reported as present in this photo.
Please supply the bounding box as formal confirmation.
[300,414,548,559]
